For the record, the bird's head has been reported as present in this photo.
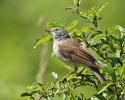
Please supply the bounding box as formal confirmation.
[44,27,70,41]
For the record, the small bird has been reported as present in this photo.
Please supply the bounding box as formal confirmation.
[44,27,113,92]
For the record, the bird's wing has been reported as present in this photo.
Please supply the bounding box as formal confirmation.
[58,38,99,68]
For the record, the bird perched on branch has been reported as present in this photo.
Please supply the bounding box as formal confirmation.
[44,27,113,93]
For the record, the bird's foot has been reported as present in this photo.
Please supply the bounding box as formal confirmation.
[60,71,77,83]
[60,67,78,83]
[60,76,68,83]
[77,68,85,76]
[60,72,73,83]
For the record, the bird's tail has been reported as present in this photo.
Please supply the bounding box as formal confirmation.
[89,67,105,82]
[89,67,113,93]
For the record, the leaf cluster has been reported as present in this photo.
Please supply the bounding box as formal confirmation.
[22,1,125,100]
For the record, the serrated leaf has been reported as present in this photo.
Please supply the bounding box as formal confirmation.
[67,20,79,32]
[98,82,114,94]
[34,34,52,49]
[21,93,32,97]
[45,22,64,28]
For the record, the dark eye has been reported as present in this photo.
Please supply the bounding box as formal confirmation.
[55,28,59,31]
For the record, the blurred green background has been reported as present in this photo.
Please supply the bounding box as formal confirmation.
[0,0,125,100]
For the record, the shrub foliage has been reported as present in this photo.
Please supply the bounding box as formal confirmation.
[21,1,125,100]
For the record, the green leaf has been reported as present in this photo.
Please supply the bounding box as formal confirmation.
[73,0,77,8]
[68,85,78,100]
[21,93,32,97]
[45,22,64,28]
[89,94,105,100]
[91,33,106,40]
[30,90,40,95]
[100,61,116,80]
[88,7,96,17]
[74,0,81,7]
[97,2,108,16]
[98,82,114,94]
[81,27,89,33]
[100,38,107,44]
[63,91,69,100]
[80,12,87,18]
[90,96,100,100]
[67,74,79,82]
[115,49,121,58]
[76,0,81,7]
[104,63,116,80]
[107,25,125,34]
[26,82,43,92]
[32,82,43,86]
[34,34,52,49]
[67,20,79,32]
[46,96,53,100]
[108,95,117,100]
[71,29,82,36]
[109,35,120,43]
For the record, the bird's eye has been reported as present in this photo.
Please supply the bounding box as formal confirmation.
[55,28,59,31]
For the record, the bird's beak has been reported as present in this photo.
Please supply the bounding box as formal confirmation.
[44,29,51,33]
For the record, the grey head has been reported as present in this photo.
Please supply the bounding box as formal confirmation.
[44,27,70,41]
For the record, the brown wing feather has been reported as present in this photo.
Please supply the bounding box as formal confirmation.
[58,38,98,68]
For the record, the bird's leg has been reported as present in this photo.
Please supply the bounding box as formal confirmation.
[77,68,85,76]
[60,67,78,83]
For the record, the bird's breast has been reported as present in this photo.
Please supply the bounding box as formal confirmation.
[53,42,68,62]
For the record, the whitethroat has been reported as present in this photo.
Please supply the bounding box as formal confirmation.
[44,27,113,93]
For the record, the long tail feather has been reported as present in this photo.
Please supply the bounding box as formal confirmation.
[89,67,114,93]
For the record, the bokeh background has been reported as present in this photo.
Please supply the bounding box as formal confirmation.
[0,0,125,100]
